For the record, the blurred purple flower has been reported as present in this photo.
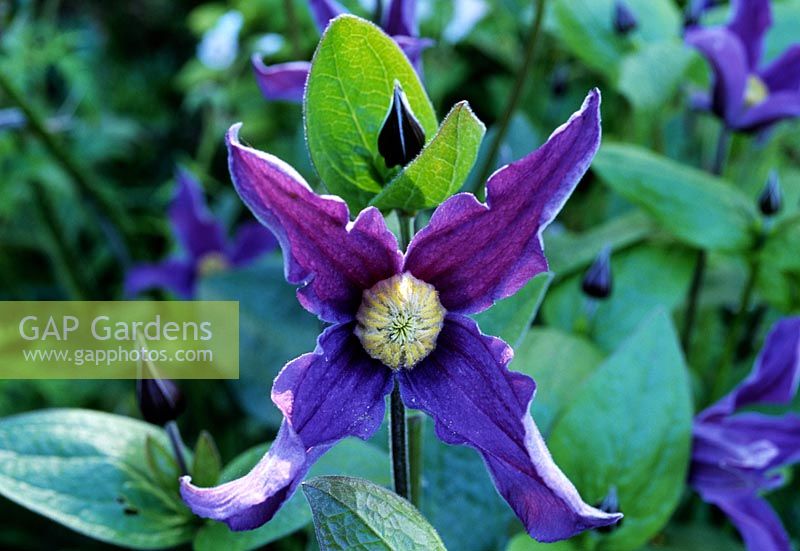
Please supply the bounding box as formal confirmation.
[253,1,432,103]
[690,317,800,551]
[179,89,622,541]
[125,169,277,298]
[685,0,800,133]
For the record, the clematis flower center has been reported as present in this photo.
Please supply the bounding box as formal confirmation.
[198,252,229,276]
[355,273,446,370]
[744,75,768,107]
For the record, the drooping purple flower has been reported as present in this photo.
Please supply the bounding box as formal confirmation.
[690,317,800,551]
[125,169,277,298]
[685,0,800,133]
[179,89,622,542]
[252,0,432,103]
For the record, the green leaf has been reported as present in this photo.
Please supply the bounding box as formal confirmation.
[548,310,693,551]
[193,439,390,551]
[757,214,800,311]
[640,524,745,551]
[513,327,606,435]
[191,431,221,488]
[542,244,694,352]
[593,143,757,251]
[304,15,438,211]
[197,257,320,428]
[144,435,181,492]
[0,409,194,549]
[303,476,447,551]
[617,41,693,112]
[506,533,579,551]
[473,272,553,348]
[371,101,485,211]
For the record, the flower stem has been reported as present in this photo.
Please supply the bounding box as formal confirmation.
[166,421,189,477]
[407,412,424,508]
[389,384,409,500]
[0,70,133,266]
[283,0,302,59]
[470,0,546,198]
[681,126,730,353]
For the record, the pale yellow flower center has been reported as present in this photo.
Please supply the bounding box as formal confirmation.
[744,74,768,107]
[197,252,229,276]
[355,273,446,370]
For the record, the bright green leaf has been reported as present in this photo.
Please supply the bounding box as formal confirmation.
[305,15,438,211]
[303,476,446,551]
[548,310,693,551]
[371,101,485,211]
[513,327,606,435]
[617,41,693,112]
[506,532,579,551]
[0,409,195,549]
[191,431,221,488]
[473,272,553,348]
[593,143,757,252]
[193,439,390,551]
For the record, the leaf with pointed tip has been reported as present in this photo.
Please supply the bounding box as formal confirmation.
[303,476,446,551]
[371,101,485,211]
[191,431,221,488]
[305,15,438,212]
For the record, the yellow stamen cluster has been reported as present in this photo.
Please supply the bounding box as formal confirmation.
[355,273,446,370]
[197,252,229,276]
[745,74,768,107]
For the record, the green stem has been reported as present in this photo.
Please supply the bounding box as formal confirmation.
[470,0,546,198]
[681,126,730,353]
[407,413,424,508]
[282,0,302,59]
[165,421,189,476]
[0,70,132,265]
[712,259,757,401]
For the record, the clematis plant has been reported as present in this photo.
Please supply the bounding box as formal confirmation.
[252,0,431,102]
[685,0,800,133]
[179,85,623,541]
[125,169,276,298]
[690,317,800,551]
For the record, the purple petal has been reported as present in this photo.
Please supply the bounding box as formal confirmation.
[181,323,393,530]
[226,124,402,322]
[701,318,800,420]
[708,494,791,551]
[397,315,621,542]
[383,0,417,37]
[403,89,601,315]
[308,0,347,33]
[759,45,800,93]
[736,91,800,132]
[392,35,434,71]
[685,27,749,125]
[726,0,772,69]
[721,413,800,469]
[124,260,195,298]
[252,57,309,103]
[171,168,226,260]
[228,221,278,266]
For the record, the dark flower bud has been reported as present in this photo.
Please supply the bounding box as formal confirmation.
[582,245,613,300]
[595,486,623,533]
[613,1,638,35]
[551,65,570,97]
[758,171,782,216]
[378,82,426,168]
[137,376,186,426]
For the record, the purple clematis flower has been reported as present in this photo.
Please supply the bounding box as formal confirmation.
[690,317,800,551]
[685,0,800,133]
[125,169,277,299]
[253,0,432,103]
[179,89,622,542]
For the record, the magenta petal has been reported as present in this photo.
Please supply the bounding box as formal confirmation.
[308,0,347,33]
[397,315,621,542]
[736,91,800,132]
[727,0,772,69]
[709,494,791,551]
[181,323,393,530]
[759,45,800,93]
[228,221,277,266]
[124,259,195,298]
[252,57,309,103]
[383,0,417,37]
[685,27,748,125]
[701,318,800,420]
[226,124,402,322]
[404,89,601,315]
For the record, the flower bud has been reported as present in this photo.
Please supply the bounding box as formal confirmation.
[137,376,186,426]
[613,1,638,35]
[378,82,426,168]
[582,245,613,300]
[758,171,782,216]
[551,65,570,97]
